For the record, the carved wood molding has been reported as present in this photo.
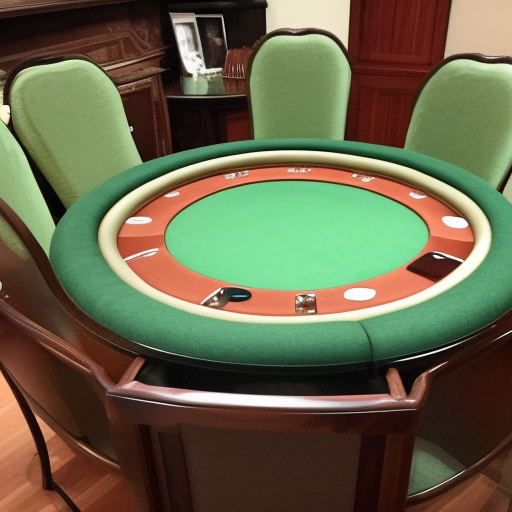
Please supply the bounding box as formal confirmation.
[0,0,133,19]
[0,20,168,72]
[169,1,268,12]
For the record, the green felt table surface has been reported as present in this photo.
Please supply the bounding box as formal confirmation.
[49,139,512,372]
[166,180,428,290]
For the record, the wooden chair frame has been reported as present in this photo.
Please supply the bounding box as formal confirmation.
[0,197,137,509]
[405,305,512,504]
[0,301,117,511]
[107,363,427,512]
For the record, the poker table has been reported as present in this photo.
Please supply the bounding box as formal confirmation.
[49,139,512,376]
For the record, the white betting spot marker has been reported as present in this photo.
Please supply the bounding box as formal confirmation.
[409,191,427,199]
[442,216,469,229]
[126,216,152,225]
[344,288,377,301]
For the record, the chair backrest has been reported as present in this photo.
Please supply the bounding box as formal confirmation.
[4,55,142,208]
[0,119,55,254]
[0,197,135,382]
[247,28,352,140]
[109,331,512,511]
[404,53,512,191]
[107,366,425,512]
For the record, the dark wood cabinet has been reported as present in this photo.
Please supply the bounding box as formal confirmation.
[166,77,250,151]
[164,0,266,151]
[0,0,266,157]
[346,0,452,147]
[0,0,173,161]
[116,68,173,161]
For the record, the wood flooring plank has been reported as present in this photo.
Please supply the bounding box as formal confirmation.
[0,373,131,512]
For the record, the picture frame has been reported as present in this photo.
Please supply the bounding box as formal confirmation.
[170,12,206,76]
[195,14,228,71]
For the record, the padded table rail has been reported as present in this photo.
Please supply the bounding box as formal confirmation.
[50,139,512,371]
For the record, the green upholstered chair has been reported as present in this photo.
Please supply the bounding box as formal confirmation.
[0,119,54,254]
[247,28,352,140]
[0,119,126,363]
[106,366,421,512]
[404,54,512,191]
[110,351,512,512]
[0,119,135,507]
[4,55,142,208]
[1,116,130,364]
[0,196,137,510]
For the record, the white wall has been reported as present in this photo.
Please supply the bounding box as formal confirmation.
[266,0,512,58]
[266,0,351,46]
[445,0,512,56]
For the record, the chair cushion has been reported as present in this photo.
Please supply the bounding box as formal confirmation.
[408,437,466,495]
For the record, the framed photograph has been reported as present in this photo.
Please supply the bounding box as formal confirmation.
[170,12,206,76]
[195,14,228,71]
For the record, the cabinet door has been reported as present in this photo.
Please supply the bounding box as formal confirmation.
[346,0,451,147]
[118,73,173,161]
[224,110,250,142]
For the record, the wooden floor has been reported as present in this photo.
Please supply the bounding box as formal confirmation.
[1,371,512,512]
[0,373,132,512]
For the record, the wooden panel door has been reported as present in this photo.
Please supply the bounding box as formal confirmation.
[346,0,451,147]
